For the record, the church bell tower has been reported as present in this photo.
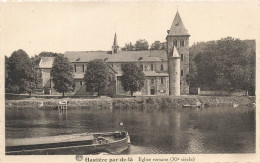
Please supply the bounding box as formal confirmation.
[167,11,190,95]
[112,33,119,54]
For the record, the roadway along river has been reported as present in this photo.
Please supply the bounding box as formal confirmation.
[5,106,255,154]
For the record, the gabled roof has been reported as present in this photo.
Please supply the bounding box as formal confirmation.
[38,57,55,69]
[65,51,110,63]
[168,11,189,36]
[64,50,168,63]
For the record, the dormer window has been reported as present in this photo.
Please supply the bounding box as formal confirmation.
[138,57,143,60]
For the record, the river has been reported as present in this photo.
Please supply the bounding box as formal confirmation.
[5,106,255,154]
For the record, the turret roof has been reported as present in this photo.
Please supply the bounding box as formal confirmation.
[168,11,189,36]
[171,46,180,58]
[113,33,118,46]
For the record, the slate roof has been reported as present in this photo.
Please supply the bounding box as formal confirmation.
[168,11,189,36]
[113,33,118,46]
[38,57,55,69]
[64,50,168,63]
[116,71,168,77]
[171,46,180,58]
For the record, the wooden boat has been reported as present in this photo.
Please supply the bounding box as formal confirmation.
[6,131,130,155]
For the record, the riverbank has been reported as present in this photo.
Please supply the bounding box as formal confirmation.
[5,95,255,110]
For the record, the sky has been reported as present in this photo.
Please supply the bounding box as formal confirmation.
[0,1,258,57]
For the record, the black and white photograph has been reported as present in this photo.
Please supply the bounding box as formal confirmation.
[0,0,258,162]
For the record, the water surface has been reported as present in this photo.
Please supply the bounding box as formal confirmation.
[6,106,255,154]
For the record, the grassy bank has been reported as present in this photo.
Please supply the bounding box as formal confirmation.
[5,95,255,110]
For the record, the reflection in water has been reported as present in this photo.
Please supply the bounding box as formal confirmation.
[5,106,255,154]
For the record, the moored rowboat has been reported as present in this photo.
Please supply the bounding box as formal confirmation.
[6,131,130,155]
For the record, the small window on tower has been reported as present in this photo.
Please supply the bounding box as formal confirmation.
[174,40,178,47]
[181,70,184,76]
[180,40,184,47]
[181,54,184,61]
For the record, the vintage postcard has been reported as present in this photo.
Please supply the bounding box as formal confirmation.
[0,0,259,162]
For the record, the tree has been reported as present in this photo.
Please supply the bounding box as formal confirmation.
[122,42,135,51]
[6,49,39,96]
[150,41,161,50]
[51,55,74,97]
[194,37,255,92]
[135,39,149,51]
[84,59,109,96]
[5,56,9,79]
[121,63,145,96]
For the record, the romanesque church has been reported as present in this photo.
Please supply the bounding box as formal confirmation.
[38,11,190,96]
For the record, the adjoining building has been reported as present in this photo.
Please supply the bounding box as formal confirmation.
[38,11,190,96]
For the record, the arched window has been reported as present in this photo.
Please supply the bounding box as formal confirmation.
[180,40,184,47]
[174,40,178,47]
[160,64,164,71]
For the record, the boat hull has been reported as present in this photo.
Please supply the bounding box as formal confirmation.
[6,132,130,155]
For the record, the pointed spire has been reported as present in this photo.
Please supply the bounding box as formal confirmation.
[113,33,118,46]
[168,11,189,36]
[171,46,180,58]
